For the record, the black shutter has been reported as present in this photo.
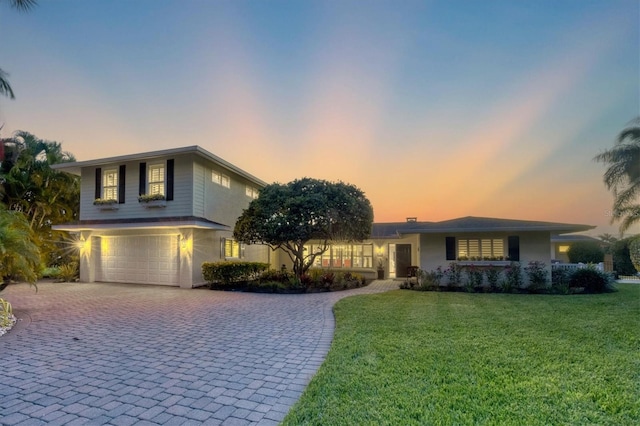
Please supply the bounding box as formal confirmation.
[139,162,146,196]
[508,236,520,261]
[166,159,174,201]
[95,168,101,199]
[118,165,126,204]
[445,237,456,261]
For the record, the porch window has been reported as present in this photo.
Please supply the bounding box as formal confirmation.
[148,164,165,196]
[458,238,504,260]
[102,169,118,201]
[304,243,374,268]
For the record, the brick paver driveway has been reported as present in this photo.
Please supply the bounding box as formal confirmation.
[1,280,398,425]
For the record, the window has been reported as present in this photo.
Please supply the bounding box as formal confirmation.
[148,164,165,196]
[246,185,259,199]
[212,170,230,188]
[223,238,241,258]
[458,238,504,260]
[558,245,570,253]
[102,169,118,200]
[304,243,374,268]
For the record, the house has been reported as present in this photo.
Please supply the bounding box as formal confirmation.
[52,146,271,288]
[53,145,596,286]
[299,217,595,280]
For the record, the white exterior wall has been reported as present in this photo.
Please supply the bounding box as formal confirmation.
[80,154,195,221]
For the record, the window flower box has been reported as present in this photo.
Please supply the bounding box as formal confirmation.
[138,194,166,208]
[93,198,119,210]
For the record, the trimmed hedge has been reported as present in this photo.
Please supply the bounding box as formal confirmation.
[202,261,269,285]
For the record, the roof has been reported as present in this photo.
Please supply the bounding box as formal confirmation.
[551,234,600,243]
[371,216,594,238]
[51,145,267,186]
[52,216,230,232]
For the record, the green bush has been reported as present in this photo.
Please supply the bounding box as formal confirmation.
[611,238,637,276]
[202,261,269,285]
[484,267,501,289]
[41,266,60,279]
[551,268,570,294]
[628,236,640,273]
[501,262,523,292]
[567,241,604,264]
[57,262,78,282]
[525,261,548,293]
[569,268,613,293]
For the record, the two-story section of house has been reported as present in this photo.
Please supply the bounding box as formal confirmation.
[52,146,270,288]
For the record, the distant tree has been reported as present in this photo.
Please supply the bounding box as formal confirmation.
[0,131,79,266]
[610,237,638,276]
[594,118,640,234]
[0,0,38,99]
[0,206,40,291]
[234,178,374,278]
[567,241,604,264]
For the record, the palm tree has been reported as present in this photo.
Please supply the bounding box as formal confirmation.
[0,207,40,291]
[594,118,640,234]
[0,0,38,99]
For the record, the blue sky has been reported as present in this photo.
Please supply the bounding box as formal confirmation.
[1,0,638,235]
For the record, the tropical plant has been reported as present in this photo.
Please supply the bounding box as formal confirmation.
[0,131,79,266]
[502,262,523,292]
[56,262,78,282]
[0,207,40,291]
[594,118,640,234]
[484,266,501,289]
[611,237,638,276]
[569,267,613,294]
[234,178,374,278]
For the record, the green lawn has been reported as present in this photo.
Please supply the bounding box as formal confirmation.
[283,284,640,425]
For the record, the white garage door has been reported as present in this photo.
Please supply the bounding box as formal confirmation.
[97,235,179,285]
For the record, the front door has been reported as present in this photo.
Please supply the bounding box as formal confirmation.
[395,244,412,278]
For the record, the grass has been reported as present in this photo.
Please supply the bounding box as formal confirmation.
[283,284,640,425]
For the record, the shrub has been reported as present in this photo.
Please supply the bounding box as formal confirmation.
[501,262,523,292]
[551,268,570,294]
[202,261,269,285]
[41,266,60,279]
[445,262,462,289]
[610,237,637,276]
[525,261,548,293]
[57,262,78,282]
[567,241,604,264]
[417,267,443,291]
[569,267,613,293]
[465,266,483,291]
[484,267,501,290]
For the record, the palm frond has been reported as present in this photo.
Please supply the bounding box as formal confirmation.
[8,0,37,12]
[0,68,15,99]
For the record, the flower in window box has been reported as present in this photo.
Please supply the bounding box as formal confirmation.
[138,194,166,203]
[93,198,118,206]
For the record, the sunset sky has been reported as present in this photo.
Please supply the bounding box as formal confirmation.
[1,0,638,236]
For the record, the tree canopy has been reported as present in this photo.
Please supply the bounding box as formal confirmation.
[0,131,79,266]
[594,118,640,234]
[0,206,40,290]
[234,178,374,277]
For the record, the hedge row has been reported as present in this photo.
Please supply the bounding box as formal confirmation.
[202,261,270,285]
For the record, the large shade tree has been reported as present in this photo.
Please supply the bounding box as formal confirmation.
[234,178,374,278]
[0,131,79,266]
[594,118,640,234]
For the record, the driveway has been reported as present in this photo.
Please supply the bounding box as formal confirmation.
[0,280,398,425]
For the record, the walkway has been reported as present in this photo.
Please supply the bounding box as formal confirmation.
[0,280,398,425]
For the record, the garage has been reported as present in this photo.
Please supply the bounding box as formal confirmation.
[96,235,179,285]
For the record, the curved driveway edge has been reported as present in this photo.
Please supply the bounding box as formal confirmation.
[0,280,398,425]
